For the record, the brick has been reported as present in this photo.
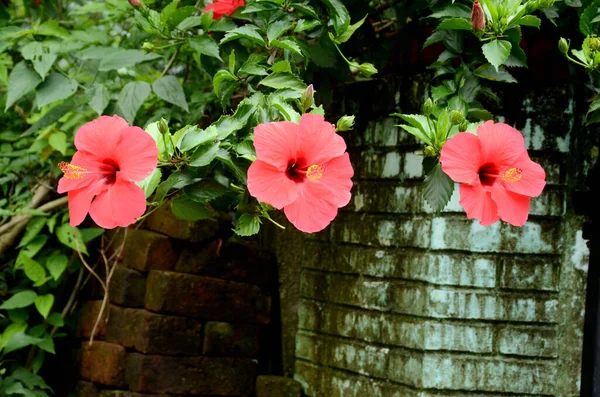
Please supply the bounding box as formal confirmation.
[125,353,257,395]
[430,217,560,254]
[420,354,557,395]
[106,228,177,271]
[109,265,146,307]
[76,301,108,339]
[256,376,302,397]
[498,326,557,358]
[203,322,259,357]
[303,242,497,288]
[294,361,419,397]
[175,239,270,285]
[387,348,423,387]
[501,256,559,291]
[392,285,558,323]
[328,213,431,248]
[351,149,424,180]
[145,203,219,241]
[79,341,126,387]
[301,271,391,311]
[145,271,271,324]
[346,118,405,147]
[99,392,172,397]
[73,381,98,397]
[295,331,389,378]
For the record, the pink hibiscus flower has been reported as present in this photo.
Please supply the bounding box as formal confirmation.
[57,115,158,229]
[204,0,245,20]
[247,114,354,233]
[440,120,546,226]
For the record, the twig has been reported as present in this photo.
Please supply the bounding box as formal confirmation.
[161,47,180,77]
[0,197,68,235]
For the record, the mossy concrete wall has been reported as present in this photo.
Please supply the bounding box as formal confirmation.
[278,78,593,396]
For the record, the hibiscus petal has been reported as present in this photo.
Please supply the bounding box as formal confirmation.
[67,188,96,226]
[500,152,546,197]
[440,132,481,184]
[283,182,339,233]
[297,114,346,165]
[89,180,147,229]
[490,184,531,226]
[248,160,298,209]
[477,121,526,167]
[57,151,110,193]
[459,182,500,226]
[113,126,159,182]
[317,153,354,207]
[74,115,128,158]
[254,121,299,170]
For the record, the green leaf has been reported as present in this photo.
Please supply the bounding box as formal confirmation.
[22,235,48,259]
[21,255,47,285]
[391,113,433,144]
[35,73,78,109]
[295,19,321,33]
[33,295,54,319]
[321,0,350,36]
[35,20,69,39]
[20,41,57,79]
[138,168,162,199]
[5,62,41,111]
[189,142,220,167]
[22,96,81,137]
[80,228,104,243]
[152,76,189,112]
[188,35,222,61]
[184,180,228,203]
[89,84,110,115]
[292,2,318,18]
[235,214,261,236]
[580,0,600,35]
[176,15,203,31]
[18,217,46,248]
[117,81,151,124]
[10,368,51,391]
[45,254,68,281]
[272,60,292,73]
[259,72,306,92]
[423,163,455,212]
[46,313,64,327]
[98,50,160,71]
[458,71,480,102]
[335,15,367,43]
[4,332,44,354]
[213,69,237,96]
[432,85,454,101]
[180,126,218,152]
[0,290,37,310]
[435,109,450,141]
[229,50,236,75]
[48,131,67,155]
[56,224,88,255]
[479,0,498,23]
[437,18,473,30]
[220,25,265,46]
[474,63,517,83]
[516,15,541,28]
[238,62,269,76]
[267,20,292,43]
[171,195,213,221]
[481,39,512,71]
[36,335,55,354]
[271,38,303,56]
[214,102,257,139]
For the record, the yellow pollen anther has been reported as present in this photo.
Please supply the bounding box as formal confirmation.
[306,164,325,180]
[59,162,87,180]
[501,167,523,183]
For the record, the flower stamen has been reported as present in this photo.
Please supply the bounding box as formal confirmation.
[306,164,325,180]
[59,162,87,180]
[501,167,523,183]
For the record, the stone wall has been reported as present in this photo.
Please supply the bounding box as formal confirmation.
[285,79,591,396]
[73,207,274,396]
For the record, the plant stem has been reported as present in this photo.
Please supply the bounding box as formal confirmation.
[161,47,180,77]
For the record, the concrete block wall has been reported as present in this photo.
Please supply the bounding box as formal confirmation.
[73,207,273,396]
[291,83,590,396]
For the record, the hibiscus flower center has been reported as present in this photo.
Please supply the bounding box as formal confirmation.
[58,159,120,184]
[286,159,325,182]
[478,162,499,186]
[99,158,120,184]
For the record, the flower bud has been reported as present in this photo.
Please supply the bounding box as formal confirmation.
[424,145,437,157]
[336,115,355,131]
[558,38,569,55]
[129,0,142,7]
[158,118,169,135]
[459,120,468,132]
[471,1,485,31]
[358,63,378,77]
[450,110,464,125]
[301,84,315,112]
[422,98,433,117]
[142,42,155,51]
[590,37,600,51]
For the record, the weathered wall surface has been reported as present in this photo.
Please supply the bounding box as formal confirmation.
[287,79,591,396]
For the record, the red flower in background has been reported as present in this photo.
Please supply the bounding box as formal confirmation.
[440,121,546,227]
[57,115,158,229]
[247,114,354,233]
[204,0,245,20]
